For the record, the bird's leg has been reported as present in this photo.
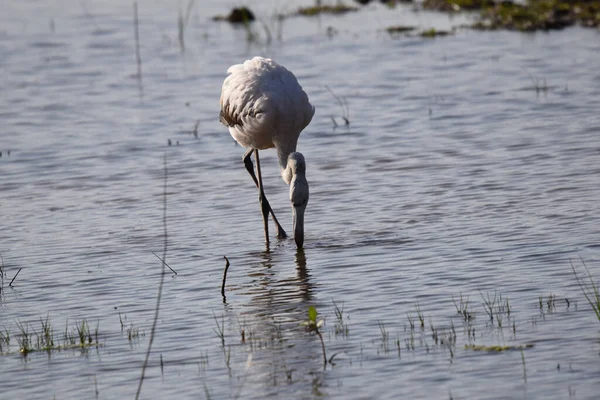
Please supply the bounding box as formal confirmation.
[254,149,270,246]
[242,149,288,239]
[242,148,259,186]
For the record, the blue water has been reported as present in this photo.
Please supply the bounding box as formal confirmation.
[1,1,600,399]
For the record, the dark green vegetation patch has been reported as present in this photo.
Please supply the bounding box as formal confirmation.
[423,0,600,31]
[212,7,256,23]
[297,4,360,16]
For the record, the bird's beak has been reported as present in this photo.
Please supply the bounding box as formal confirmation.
[293,204,305,249]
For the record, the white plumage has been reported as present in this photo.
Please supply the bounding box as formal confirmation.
[220,57,314,248]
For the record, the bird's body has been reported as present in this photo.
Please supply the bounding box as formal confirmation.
[220,57,314,176]
[220,57,314,248]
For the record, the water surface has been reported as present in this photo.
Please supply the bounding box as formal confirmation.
[1,1,600,399]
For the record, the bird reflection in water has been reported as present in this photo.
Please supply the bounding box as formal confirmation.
[294,249,311,303]
[242,248,314,315]
[229,248,323,396]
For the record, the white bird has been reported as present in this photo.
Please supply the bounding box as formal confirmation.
[220,57,314,248]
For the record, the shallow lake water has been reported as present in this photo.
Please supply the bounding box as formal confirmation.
[1,1,600,399]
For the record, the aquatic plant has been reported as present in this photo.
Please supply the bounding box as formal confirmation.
[0,318,101,356]
[127,323,141,341]
[16,321,31,355]
[40,315,54,348]
[8,268,22,287]
[236,317,247,344]
[475,0,572,31]
[213,7,256,23]
[133,2,142,79]
[301,306,326,367]
[571,259,600,322]
[213,6,278,45]
[423,0,600,31]
[465,343,534,352]
[452,293,473,321]
[177,0,195,52]
[479,290,497,322]
[332,299,349,337]
[0,328,10,353]
[378,321,389,342]
[76,320,91,345]
[297,3,359,16]
[521,349,527,383]
[213,312,226,346]
[524,70,550,94]
[136,155,169,400]
[420,28,452,37]
[423,0,494,12]
[221,256,230,299]
[415,302,425,329]
[386,25,416,35]
[325,85,350,128]
[407,312,415,330]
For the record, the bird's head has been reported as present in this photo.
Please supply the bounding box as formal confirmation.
[288,152,309,249]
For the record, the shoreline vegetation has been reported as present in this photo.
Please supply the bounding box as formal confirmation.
[423,0,600,31]
[212,1,600,34]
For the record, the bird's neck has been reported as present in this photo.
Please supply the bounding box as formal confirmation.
[278,148,295,185]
